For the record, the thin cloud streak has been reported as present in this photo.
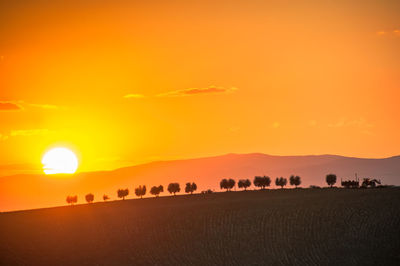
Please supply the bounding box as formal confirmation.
[1,129,53,141]
[157,86,238,97]
[328,118,374,128]
[10,129,52,137]
[0,102,23,111]
[28,103,59,109]
[123,94,146,99]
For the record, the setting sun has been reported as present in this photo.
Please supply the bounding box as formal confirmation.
[42,148,78,175]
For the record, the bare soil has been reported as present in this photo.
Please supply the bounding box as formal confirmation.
[1,188,399,265]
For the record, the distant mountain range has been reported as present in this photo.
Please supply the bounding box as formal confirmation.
[1,153,399,212]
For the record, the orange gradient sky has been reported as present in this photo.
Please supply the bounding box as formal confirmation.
[0,0,399,176]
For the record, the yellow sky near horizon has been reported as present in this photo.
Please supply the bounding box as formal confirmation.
[0,0,399,175]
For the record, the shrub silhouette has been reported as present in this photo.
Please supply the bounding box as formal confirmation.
[135,185,147,198]
[168,183,180,195]
[66,195,78,205]
[289,175,301,188]
[220,178,235,191]
[117,188,129,200]
[85,193,94,203]
[238,179,251,190]
[253,176,271,189]
[185,182,197,194]
[201,189,213,194]
[275,177,287,188]
[326,174,337,187]
[150,185,164,197]
[103,194,110,201]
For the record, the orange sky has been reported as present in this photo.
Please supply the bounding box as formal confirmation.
[0,0,399,176]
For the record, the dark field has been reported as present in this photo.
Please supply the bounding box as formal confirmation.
[1,188,399,265]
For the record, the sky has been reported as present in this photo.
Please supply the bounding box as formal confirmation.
[0,0,399,176]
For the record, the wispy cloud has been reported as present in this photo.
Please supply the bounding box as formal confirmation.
[10,129,52,137]
[328,118,374,129]
[0,101,23,111]
[28,103,59,109]
[1,129,53,141]
[0,100,60,111]
[123,94,146,99]
[157,86,238,97]
[376,29,400,37]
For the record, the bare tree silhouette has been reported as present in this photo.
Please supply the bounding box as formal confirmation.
[168,183,180,195]
[85,193,94,203]
[275,177,287,189]
[103,194,110,201]
[238,179,251,190]
[326,174,337,187]
[134,185,147,199]
[117,188,129,200]
[185,182,197,194]
[253,176,271,190]
[66,195,78,205]
[289,175,301,188]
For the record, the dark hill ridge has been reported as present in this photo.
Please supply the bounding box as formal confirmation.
[1,153,399,212]
[0,188,399,265]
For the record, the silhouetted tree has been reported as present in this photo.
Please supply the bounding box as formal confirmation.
[168,183,180,195]
[150,185,163,197]
[228,179,235,190]
[220,179,228,191]
[253,176,271,190]
[185,182,197,194]
[326,174,337,187]
[238,179,251,190]
[85,193,94,203]
[66,195,78,205]
[289,175,301,188]
[117,188,129,200]
[220,178,235,191]
[135,185,146,198]
[103,194,110,201]
[275,177,287,188]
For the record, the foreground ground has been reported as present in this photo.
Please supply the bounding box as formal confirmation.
[1,188,399,265]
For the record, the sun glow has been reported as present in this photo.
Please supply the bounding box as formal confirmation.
[42,148,79,175]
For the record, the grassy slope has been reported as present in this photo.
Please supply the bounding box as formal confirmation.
[1,188,399,265]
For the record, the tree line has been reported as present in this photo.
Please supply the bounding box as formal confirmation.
[220,175,301,191]
[66,182,197,205]
[65,174,347,205]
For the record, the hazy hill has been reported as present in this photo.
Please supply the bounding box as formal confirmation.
[1,189,399,265]
[1,153,399,211]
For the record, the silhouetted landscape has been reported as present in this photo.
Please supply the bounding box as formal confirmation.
[2,1,400,265]
[1,188,399,265]
[1,153,400,211]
